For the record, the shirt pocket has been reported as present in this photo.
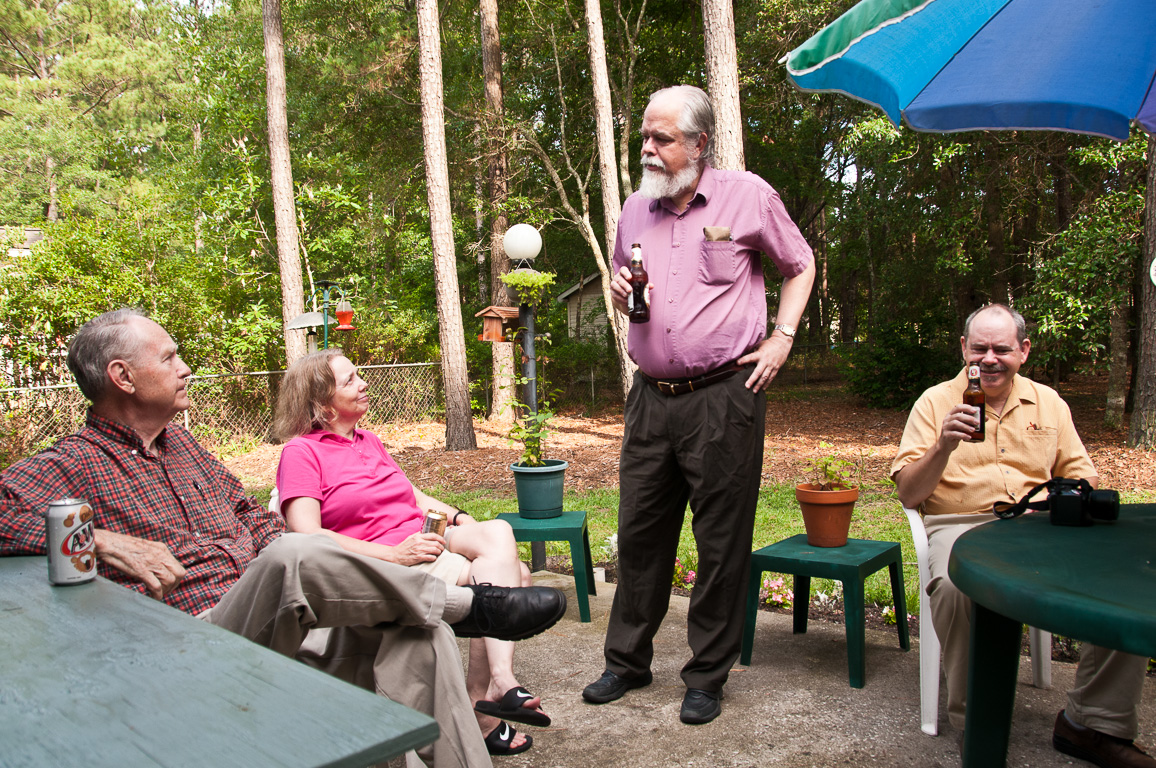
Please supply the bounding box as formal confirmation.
[698,240,738,286]
[1023,426,1058,457]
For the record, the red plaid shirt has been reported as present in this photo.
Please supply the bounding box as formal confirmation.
[0,411,285,615]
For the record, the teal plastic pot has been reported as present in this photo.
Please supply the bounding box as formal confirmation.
[510,459,568,518]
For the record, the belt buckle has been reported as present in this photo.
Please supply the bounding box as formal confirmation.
[656,380,676,396]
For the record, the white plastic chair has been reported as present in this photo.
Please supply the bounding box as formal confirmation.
[903,506,1051,736]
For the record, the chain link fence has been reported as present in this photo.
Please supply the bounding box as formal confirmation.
[1,363,441,468]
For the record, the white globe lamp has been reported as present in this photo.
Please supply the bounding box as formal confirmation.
[503,224,542,268]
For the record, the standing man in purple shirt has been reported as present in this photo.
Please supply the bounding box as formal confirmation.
[582,85,815,724]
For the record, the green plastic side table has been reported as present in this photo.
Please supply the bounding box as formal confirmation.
[497,510,596,622]
[740,534,910,688]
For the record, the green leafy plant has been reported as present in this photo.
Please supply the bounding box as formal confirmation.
[807,441,863,490]
[507,397,554,467]
[500,269,556,309]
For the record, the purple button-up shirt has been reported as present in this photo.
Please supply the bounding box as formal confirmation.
[613,165,813,378]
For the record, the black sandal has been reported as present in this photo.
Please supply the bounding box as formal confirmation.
[484,721,533,756]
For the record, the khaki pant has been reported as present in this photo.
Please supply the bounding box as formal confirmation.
[925,514,1147,738]
[202,533,491,768]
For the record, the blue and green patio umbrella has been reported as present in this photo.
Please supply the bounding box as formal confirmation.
[782,0,1156,142]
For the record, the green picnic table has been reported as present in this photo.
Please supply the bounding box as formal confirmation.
[950,503,1156,767]
[0,556,439,767]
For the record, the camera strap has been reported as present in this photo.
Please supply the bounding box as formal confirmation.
[991,478,1093,519]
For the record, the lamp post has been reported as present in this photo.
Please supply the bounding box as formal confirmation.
[503,224,547,570]
[503,224,543,417]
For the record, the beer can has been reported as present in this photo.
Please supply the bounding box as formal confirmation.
[45,498,97,586]
[421,509,447,537]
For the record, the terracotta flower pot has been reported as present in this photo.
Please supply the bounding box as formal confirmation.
[795,483,859,547]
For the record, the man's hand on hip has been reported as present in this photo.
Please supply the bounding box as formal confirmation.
[739,335,793,393]
[94,528,186,599]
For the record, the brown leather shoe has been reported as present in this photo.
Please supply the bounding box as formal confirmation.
[1053,710,1156,768]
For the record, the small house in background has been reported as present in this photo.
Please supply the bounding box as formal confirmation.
[557,274,608,340]
[1,227,44,260]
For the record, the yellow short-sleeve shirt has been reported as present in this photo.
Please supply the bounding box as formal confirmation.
[890,369,1096,516]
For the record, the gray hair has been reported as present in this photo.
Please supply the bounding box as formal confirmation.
[963,303,1028,345]
[67,309,148,402]
[649,85,716,167]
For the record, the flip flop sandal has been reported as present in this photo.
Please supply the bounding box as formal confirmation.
[475,686,552,727]
[484,721,532,756]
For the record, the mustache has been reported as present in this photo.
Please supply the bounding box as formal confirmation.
[641,157,666,171]
[979,363,1007,373]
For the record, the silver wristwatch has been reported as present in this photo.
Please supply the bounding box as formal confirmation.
[773,324,797,338]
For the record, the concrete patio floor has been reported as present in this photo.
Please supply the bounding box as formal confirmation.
[467,572,1156,768]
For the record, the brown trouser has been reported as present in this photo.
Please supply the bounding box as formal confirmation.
[202,533,491,768]
[605,371,766,692]
[926,514,1147,738]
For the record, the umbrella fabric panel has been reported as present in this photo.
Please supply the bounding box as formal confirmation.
[785,0,1156,140]
[786,0,1013,125]
[906,0,1156,140]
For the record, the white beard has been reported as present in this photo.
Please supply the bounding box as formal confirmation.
[638,159,702,201]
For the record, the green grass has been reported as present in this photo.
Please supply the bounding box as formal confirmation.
[246,480,922,613]
[245,481,1156,619]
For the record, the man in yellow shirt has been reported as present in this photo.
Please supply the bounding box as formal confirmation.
[891,304,1152,768]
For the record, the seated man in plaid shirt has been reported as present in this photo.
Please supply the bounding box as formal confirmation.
[0,309,566,768]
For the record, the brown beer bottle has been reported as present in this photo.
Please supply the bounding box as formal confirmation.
[628,243,650,323]
[963,364,985,442]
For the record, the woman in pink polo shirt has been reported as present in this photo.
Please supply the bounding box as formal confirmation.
[273,349,546,756]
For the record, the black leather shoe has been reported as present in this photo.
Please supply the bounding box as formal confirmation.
[680,688,721,724]
[582,669,653,704]
[450,584,566,641]
[1053,709,1156,768]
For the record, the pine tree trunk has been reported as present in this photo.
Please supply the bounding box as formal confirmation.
[480,0,515,421]
[1129,136,1156,447]
[701,0,744,171]
[262,0,306,364]
[416,0,477,450]
[585,0,635,397]
[1105,299,1129,429]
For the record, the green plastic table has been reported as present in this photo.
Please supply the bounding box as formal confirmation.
[740,535,910,688]
[0,556,439,768]
[497,510,596,622]
[950,504,1156,767]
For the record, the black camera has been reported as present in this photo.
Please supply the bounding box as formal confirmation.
[992,477,1119,526]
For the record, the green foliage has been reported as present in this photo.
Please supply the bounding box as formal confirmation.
[1021,189,1142,371]
[840,324,960,409]
[807,441,861,490]
[500,269,556,310]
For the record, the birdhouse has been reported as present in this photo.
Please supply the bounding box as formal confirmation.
[474,305,521,342]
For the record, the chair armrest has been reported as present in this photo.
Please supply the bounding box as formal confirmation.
[902,506,931,587]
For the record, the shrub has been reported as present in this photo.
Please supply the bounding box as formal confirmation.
[840,325,959,409]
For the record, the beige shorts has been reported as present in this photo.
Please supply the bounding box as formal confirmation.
[411,548,471,586]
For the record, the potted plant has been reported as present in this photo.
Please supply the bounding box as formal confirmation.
[501,267,566,518]
[507,392,567,518]
[795,442,861,547]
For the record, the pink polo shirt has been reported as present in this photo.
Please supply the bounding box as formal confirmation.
[612,165,813,378]
[276,429,423,546]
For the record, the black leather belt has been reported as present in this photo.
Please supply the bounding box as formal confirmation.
[639,362,745,397]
